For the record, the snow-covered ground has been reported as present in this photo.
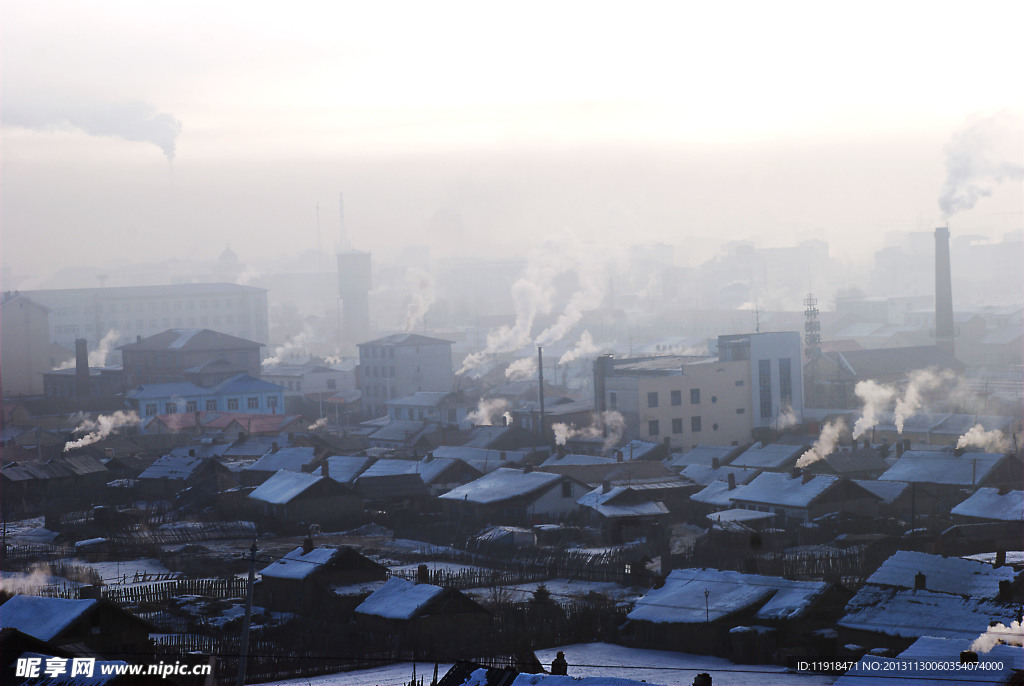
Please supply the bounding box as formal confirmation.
[62,557,173,585]
[273,643,836,686]
[390,561,495,575]
[465,579,643,606]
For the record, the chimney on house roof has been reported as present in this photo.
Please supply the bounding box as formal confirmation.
[727,472,736,491]
[602,480,611,494]
[712,457,720,469]
[302,536,314,555]
[915,571,926,590]
[802,470,814,484]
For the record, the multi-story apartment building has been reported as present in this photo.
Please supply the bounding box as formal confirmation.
[25,283,269,354]
[594,331,803,449]
[357,334,454,416]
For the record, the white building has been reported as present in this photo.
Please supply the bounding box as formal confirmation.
[358,334,454,416]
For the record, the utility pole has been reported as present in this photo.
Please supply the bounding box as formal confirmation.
[237,541,258,686]
[537,347,546,442]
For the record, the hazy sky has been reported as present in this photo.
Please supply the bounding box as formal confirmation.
[3,0,1022,283]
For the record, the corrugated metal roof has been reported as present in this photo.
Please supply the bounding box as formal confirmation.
[439,468,562,504]
[139,454,207,480]
[245,446,317,474]
[730,471,838,508]
[248,470,322,504]
[879,451,1005,486]
[730,443,803,469]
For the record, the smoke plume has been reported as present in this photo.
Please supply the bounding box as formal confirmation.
[957,424,1012,453]
[558,330,605,365]
[939,112,1024,218]
[894,368,954,433]
[796,418,846,468]
[466,398,511,426]
[534,253,608,348]
[403,267,435,332]
[263,328,314,366]
[4,93,183,161]
[307,418,328,431]
[552,410,626,451]
[64,411,140,451]
[775,405,799,430]
[852,380,897,439]
[505,357,538,380]
[54,329,121,370]
[971,621,1023,653]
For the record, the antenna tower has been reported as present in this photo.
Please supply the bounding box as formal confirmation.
[803,293,821,359]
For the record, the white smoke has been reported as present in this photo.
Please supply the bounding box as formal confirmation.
[558,330,605,365]
[403,266,435,332]
[552,410,626,451]
[307,417,328,431]
[796,418,846,468]
[263,328,314,366]
[0,564,67,595]
[534,252,608,347]
[957,424,1012,453]
[939,112,1024,218]
[894,368,955,433]
[64,411,140,451]
[324,356,342,365]
[466,398,511,426]
[775,405,799,430]
[852,380,897,439]
[54,329,121,370]
[971,621,1023,653]
[4,93,183,160]
[505,357,538,380]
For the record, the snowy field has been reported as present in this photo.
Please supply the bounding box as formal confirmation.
[274,643,836,686]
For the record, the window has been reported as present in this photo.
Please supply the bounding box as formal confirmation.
[561,481,572,498]
[648,420,660,436]
[326,379,336,390]
[165,402,177,414]
[268,397,277,410]
[145,403,157,417]
[609,392,617,409]
[759,359,773,418]
[691,388,700,404]
[185,400,197,413]
[227,398,239,410]
[713,423,719,431]
[735,380,744,387]
[711,395,717,403]
[779,358,792,408]
[647,391,659,408]
[672,418,683,434]
[248,397,259,409]
[691,416,702,432]
[736,408,746,414]
[671,390,682,406]
[206,399,218,411]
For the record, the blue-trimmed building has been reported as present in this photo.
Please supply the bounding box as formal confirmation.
[126,374,285,419]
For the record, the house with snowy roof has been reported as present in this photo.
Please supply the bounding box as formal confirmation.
[728,442,805,471]
[257,542,388,613]
[321,455,376,485]
[834,636,1023,686]
[241,445,321,486]
[0,595,154,660]
[127,374,285,420]
[438,467,589,525]
[248,470,362,528]
[626,568,843,659]
[837,550,1021,651]
[221,433,296,460]
[577,484,669,543]
[878,450,1022,511]
[354,577,490,635]
[428,446,529,474]
[728,470,882,524]
[137,452,236,499]
[801,444,891,479]
[667,444,745,470]
[951,488,1024,523]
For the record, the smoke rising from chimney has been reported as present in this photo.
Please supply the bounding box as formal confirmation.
[894,368,955,433]
[54,329,121,370]
[552,410,625,451]
[403,266,436,332]
[957,424,1012,453]
[558,330,606,365]
[64,411,140,451]
[307,417,328,431]
[852,380,898,439]
[263,327,315,366]
[775,404,799,430]
[505,357,537,380]
[971,621,1023,653]
[939,112,1024,218]
[4,94,182,161]
[796,418,846,468]
[466,397,510,426]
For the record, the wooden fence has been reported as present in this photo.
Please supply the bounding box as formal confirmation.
[102,577,248,605]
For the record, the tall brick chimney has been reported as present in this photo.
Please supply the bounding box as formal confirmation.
[934,227,955,357]
[75,338,90,398]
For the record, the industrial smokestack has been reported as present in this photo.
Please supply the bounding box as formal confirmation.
[934,227,955,357]
[75,338,90,398]
[538,346,546,442]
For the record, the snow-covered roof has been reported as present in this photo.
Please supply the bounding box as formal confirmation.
[259,546,337,580]
[730,443,803,470]
[354,577,444,620]
[879,450,1005,486]
[244,446,318,473]
[851,479,908,504]
[577,486,669,518]
[839,585,1017,641]
[325,455,375,484]
[628,568,827,624]
[708,509,777,523]
[359,459,419,478]
[668,444,740,469]
[679,464,759,486]
[438,468,563,505]
[430,446,529,473]
[730,471,838,508]
[138,454,207,480]
[541,453,614,467]
[899,636,1024,670]
[689,480,737,507]
[865,550,1018,598]
[417,457,473,485]
[248,470,323,504]
[0,595,97,641]
[951,488,1024,522]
